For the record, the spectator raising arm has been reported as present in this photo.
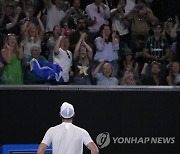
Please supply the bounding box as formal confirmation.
[92,60,105,77]
[6,7,22,30]
[74,33,93,60]
[37,11,45,39]
[54,35,63,55]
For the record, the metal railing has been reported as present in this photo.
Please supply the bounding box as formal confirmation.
[0,85,180,91]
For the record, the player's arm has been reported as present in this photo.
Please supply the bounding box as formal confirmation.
[37,143,48,154]
[87,142,99,154]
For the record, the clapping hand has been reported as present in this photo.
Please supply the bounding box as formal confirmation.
[90,16,97,25]
[37,11,41,20]
[112,31,116,39]
[16,6,22,14]
[5,42,11,50]
[100,3,106,10]
[80,33,87,41]
[175,16,179,24]
[99,59,105,64]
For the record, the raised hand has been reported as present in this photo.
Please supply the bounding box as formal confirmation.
[175,16,179,24]
[69,7,75,13]
[16,6,22,14]
[61,28,65,36]
[80,33,87,41]
[5,42,11,50]
[92,16,97,25]
[112,31,117,39]
[37,11,41,20]
[100,3,106,9]
[99,59,105,64]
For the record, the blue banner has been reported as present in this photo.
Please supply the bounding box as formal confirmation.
[30,58,64,83]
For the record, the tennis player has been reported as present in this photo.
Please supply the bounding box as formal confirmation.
[37,102,99,154]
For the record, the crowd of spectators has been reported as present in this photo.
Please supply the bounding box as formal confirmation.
[0,0,180,86]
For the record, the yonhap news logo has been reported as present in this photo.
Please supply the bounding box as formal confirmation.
[96,132,110,148]
[96,132,175,149]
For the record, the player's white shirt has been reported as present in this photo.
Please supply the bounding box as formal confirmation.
[41,122,93,154]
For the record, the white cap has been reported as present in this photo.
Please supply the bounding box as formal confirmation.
[60,102,75,119]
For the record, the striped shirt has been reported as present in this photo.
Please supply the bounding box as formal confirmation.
[144,35,170,59]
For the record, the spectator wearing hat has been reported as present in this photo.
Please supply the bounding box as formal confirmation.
[120,48,138,76]
[119,48,141,85]
[141,61,168,85]
[37,102,99,154]
[143,22,171,75]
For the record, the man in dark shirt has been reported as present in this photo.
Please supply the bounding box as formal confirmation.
[141,61,168,85]
[143,22,171,75]
[69,17,94,52]
[143,22,170,63]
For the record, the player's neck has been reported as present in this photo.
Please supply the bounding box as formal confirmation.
[62,119,73,123]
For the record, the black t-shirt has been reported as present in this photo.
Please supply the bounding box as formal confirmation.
[141,75,168,85]
[73,57,92,78]
[0,25,7,50]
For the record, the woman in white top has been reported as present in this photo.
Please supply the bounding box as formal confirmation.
[21,12,45,56]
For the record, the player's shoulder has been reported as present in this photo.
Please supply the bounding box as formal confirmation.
[72,124,88,133]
